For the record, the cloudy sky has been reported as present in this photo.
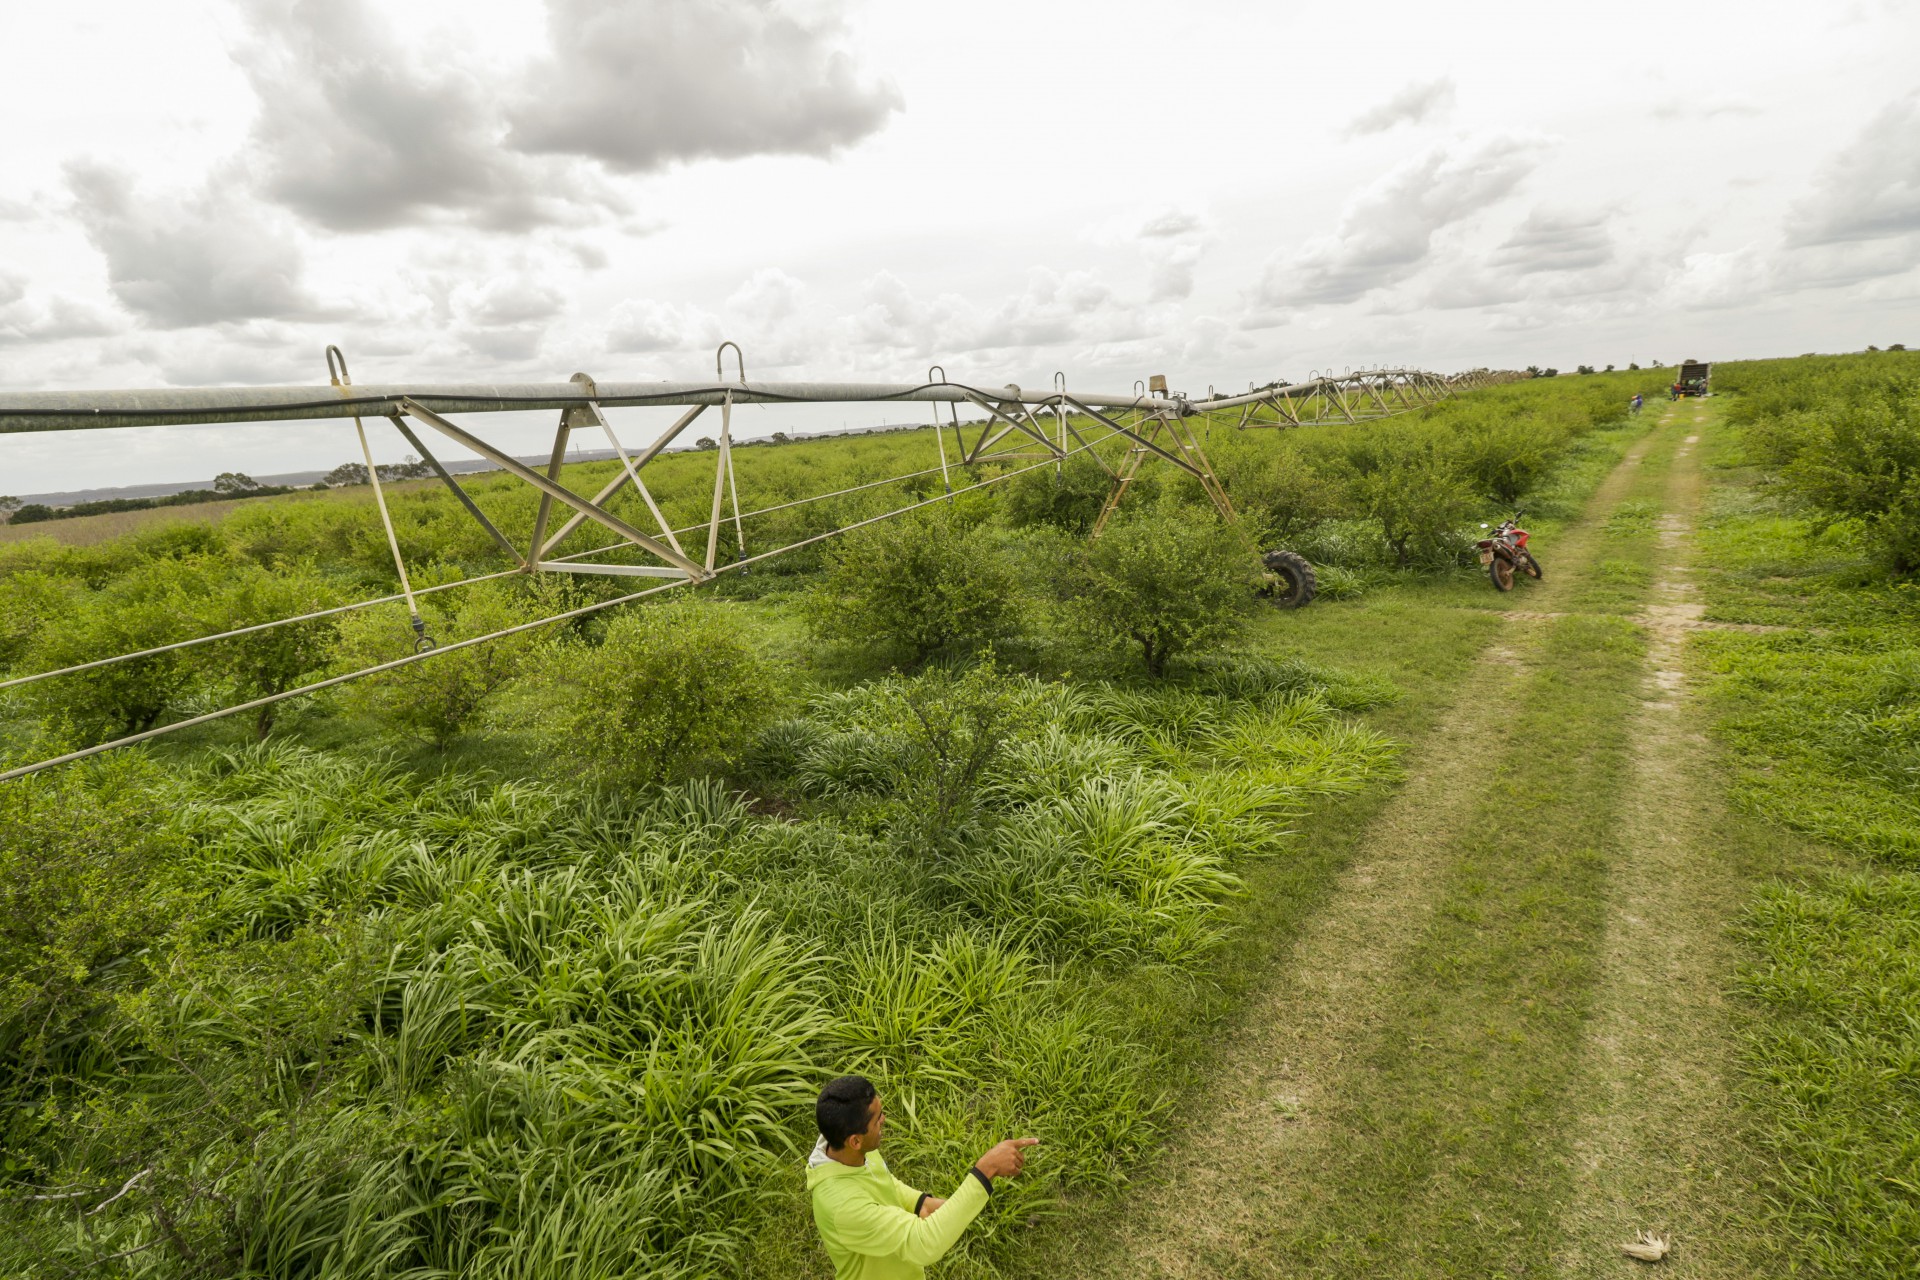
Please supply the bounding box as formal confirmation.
[2,0,1916,491]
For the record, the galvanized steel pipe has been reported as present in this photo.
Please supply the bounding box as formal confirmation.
[0,371,1460,433]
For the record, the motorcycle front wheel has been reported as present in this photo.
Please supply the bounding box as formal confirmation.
[1490,555,1515,591]
[1518,551,1543,580]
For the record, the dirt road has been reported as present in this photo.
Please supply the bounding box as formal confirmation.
[1016,402,1769,1278]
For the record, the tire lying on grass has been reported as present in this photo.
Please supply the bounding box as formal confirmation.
[1259,549,1317,609]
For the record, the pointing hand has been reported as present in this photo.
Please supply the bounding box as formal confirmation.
[974,1137,1039,1180]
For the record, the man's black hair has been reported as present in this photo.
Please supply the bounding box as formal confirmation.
[817,1075,877,1149]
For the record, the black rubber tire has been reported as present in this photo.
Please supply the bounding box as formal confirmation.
[1260,549,1317,609]
[1490,555,1515,592]
[1518,551,1543,580]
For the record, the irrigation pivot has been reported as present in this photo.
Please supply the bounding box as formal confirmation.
[0,350,1515,782]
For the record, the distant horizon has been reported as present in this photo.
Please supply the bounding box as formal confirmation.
[4,0,1915,490]
[1,413,964,507]
[0,348,1856,497]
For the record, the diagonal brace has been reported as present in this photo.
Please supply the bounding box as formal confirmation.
[538,403,706,558]
[580,399,684,557]
[387,414,526,567]
[400,398,709,581]
[1062,396,1206,479]
[960,392,1066,462]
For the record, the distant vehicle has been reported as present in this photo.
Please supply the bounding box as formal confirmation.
[1671,359,1711,398]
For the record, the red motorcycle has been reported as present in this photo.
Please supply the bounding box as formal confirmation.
[1478,509,1543,592]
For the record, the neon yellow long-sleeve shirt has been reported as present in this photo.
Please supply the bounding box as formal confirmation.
[806,1144,990,1280]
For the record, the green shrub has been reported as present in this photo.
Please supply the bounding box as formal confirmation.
[1754,387,1920,572]
[0,753,187,1086]
[1447,415,1569,506]
[1332,431,1478,569]
[805,506,1021,660]
[1062,508,1259,676]
[872,663,1017,850]
[333,575,555,747]
[551,598,782,788]
[0,570,79,671]
[1225,446,1339,547]
[18,557,217,739]
[1001,453,1121,534]
[195,564,345,739]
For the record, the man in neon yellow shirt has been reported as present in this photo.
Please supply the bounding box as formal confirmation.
[806,1074,1037,1279]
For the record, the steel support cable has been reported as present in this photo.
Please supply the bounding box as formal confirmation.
[0,523,682,696]
[0,372,1478,730]
[0,432,1047,695]
[573,422,1108,555]
[681,407,1109,564]
[0,426,1117,784]
[664,458,949,536]
[0,576,689,785]
[549,409,1062,557]
[548,458,957,558]
[0,569,524,695]
[723,430,1110,572]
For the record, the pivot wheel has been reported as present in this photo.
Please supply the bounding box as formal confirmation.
[1518,551,1543,580]
[1260,549,1317,609]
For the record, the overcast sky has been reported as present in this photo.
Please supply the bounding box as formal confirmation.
[2,0,1917,492]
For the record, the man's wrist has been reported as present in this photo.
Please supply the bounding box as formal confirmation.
[915,1192,930,1215]
[968,1165,993,1196]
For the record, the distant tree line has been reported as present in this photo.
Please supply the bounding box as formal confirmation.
[6,473,303,525]
[4,457,446,525]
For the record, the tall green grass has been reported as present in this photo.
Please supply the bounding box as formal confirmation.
[0,653,1398,1277]
[1695,355,1920,1276]
[0,372,1658,1275]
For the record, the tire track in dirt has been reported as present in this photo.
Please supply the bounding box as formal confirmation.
[1552,401,1767,1276]
[1025,424,1672,1279]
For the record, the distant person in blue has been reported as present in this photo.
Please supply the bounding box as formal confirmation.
[1630,393,1644,415]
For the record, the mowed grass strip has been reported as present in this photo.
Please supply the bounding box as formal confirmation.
[1686,387,1920,1277]
[1265,610,1647,1278]
[1561,410,1689,617]
[1173,595,1506,1023]
[1008,416,1672,1280]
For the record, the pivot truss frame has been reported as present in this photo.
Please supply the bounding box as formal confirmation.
[0,349,1516,782]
